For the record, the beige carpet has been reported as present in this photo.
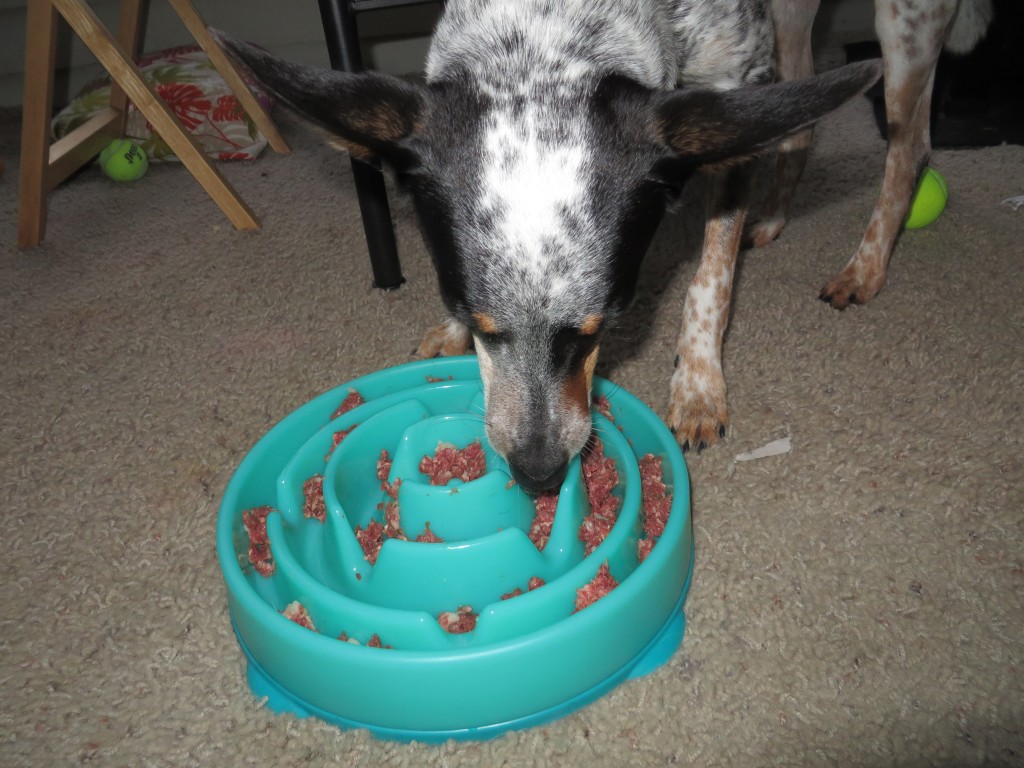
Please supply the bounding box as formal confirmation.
[2,56,1023,767]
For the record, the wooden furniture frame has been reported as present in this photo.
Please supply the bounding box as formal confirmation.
[17,0,290,249]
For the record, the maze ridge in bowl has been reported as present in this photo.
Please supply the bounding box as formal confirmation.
[217,356,693,741]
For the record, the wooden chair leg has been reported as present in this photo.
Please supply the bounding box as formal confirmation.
[108,0,148,130]
[51,0,260,231]
[17,0,288,248]
[17,0,59,248]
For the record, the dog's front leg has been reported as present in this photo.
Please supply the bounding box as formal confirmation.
[819,9,947,309]
[416,318,473,358]
[668,163,755,451]
[745,0,821,248]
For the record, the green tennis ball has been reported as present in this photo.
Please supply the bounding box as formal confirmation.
[904,167,947,229]
[99,139,148,182]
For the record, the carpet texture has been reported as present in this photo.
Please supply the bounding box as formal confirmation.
[2,49,1022,767]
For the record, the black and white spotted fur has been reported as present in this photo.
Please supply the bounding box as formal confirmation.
[217,0,879,491]
[750,0,993,309]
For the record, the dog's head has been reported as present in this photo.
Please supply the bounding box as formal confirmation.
[218,31,879,491]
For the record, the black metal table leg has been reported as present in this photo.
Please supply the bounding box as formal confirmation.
[317,0,405,289]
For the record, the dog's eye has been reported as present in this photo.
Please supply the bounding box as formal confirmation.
[477,330,508,347]
[552,326,599,369]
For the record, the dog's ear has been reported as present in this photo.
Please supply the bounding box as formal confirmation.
[213,30,425,162]
[653,60,882,166]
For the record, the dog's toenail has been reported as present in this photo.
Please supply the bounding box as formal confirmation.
[718,425,725,438]
[674,355,680,368]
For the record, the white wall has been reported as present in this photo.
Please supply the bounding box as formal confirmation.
[1,0,872,108]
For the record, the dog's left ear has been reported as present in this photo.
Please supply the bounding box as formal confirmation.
[653,60,882,166]
[213,30,425,163]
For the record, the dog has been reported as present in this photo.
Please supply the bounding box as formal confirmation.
[748,0,993,308]
[216,1,880,491]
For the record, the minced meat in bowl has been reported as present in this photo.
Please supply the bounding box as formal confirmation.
[217,356,691,741]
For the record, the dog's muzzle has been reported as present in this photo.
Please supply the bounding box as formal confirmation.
[506,450,570,493]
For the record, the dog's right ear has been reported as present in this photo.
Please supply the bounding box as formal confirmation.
[213,30,425,163]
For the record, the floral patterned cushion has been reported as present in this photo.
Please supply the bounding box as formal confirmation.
[52,45,276,162]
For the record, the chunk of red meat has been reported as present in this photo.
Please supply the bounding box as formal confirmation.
[530,492,558,550]
[438,605,477,634]
[574,562,618,612]
[355,520,385,564]
[501,576,546,600]
[578,438,620,555]
[242,505,275,577]
[637,454,672,562]
[302,475,326,522]
[419,440,487,485]
[282,601,316,630]
[415,521,444,543]
[331,389,364,419]
[377,449,401,499]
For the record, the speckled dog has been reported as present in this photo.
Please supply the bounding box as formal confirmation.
[218,1,879,491]
[749,0,993,308]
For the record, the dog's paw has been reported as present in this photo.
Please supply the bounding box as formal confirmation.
[743,214,786,249]
[415,318,473,358]
[666,368,729,453]
[819,265,886,310]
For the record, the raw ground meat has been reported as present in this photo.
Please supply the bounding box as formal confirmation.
[242,505,275,577]
[578,438,620,555]
[377,449,401,499]
[282,601,317,631]
[383,500,403,535]
[527,437,620,554]
[529,492,558,550]
[331,389,364,419]
[325,424,357,460]
[574,562,618,612]
[501,576,546,600]
[438,605,477,634]
[355,520,385,564]
[415,521,444,543]
[355,500,407,564]
[593,394,614,421]
[302,475,326,522]
[358,442,482,563]
[355,449,413,563]
[419,440,487,485]
[340,631,392,649]
[376,449,391,482]
[637,538,655,563]
[637,453,672,562]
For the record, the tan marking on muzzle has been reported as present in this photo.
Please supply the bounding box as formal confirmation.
[562,345,601,417]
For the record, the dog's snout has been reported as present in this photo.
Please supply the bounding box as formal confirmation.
[508,453,570,493]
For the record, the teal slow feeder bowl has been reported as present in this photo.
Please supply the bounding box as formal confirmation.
[217,356,692,741]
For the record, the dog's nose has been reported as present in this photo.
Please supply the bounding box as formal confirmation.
[508,457,570,493]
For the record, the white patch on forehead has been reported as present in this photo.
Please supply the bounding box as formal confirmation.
[480,110,587,291]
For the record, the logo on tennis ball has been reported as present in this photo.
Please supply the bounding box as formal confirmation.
[99,139,149,182]
[904,167,947,230]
